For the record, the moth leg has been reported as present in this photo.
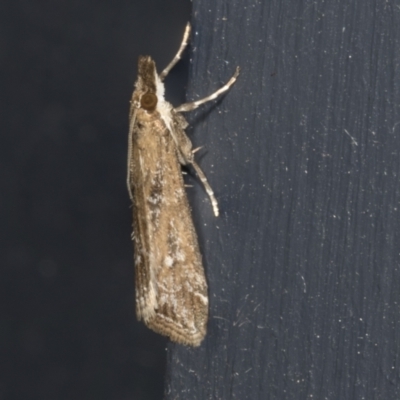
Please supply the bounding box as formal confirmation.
[188,147,219,216]
[173,123,220,216]
[159,23,191,81]
[175,67,240,112]
[191,160,219,217]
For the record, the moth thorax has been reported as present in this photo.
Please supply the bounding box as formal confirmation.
[141,92,158,111]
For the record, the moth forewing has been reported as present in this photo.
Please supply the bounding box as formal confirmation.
[128,24,239,346]
[127,108,137,201]
[128,57,209,346]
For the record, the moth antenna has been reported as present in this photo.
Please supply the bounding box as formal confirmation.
[159,23,191,81]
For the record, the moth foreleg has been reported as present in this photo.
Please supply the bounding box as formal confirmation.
[175,67,240,113]
[159,23,191,81]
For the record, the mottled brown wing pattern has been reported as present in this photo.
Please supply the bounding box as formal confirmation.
[129,108,208,346]
[127,25,238,346]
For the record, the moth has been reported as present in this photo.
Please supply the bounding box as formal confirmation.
[127,23,239,346]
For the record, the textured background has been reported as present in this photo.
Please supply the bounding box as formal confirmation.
[1,1,190,399]
[166,0,400,399]
[3,0,400,399]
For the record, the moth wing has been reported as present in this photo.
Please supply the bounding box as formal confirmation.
[127,107,137,201]
[130,122,208,346]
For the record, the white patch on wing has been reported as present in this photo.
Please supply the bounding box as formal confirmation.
[164,256,173,267]
[194,292,208,305]
[140,280,158,322]
[175,250,186,262]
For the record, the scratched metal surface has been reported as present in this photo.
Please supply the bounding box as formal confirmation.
[165,1,400,399]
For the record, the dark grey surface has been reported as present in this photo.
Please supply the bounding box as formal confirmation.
[166,1,400,399]
[0,1,190,399]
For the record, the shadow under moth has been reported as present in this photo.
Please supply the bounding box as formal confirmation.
[127,24,239,346]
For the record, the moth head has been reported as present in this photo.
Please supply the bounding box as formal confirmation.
[134,56,163,112]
